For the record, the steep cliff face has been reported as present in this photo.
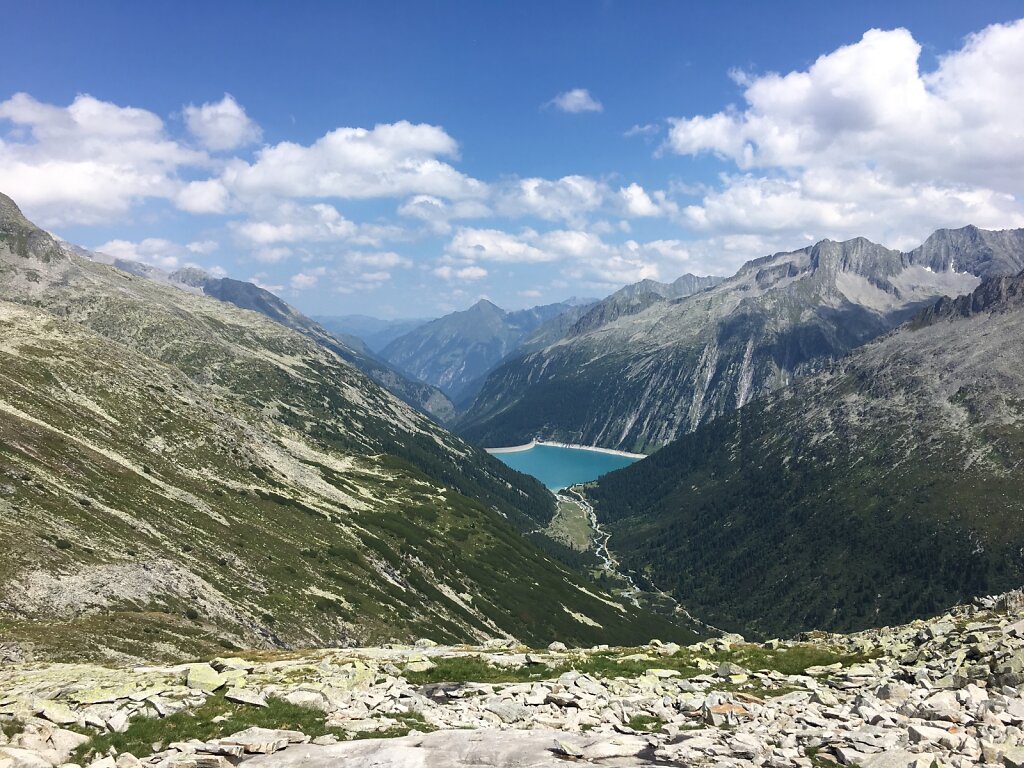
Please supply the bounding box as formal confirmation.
[905,225,1024,277]
[588,271,1024,638]
[458,232,1004,453]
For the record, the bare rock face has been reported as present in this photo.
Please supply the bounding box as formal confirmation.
[459,228,1021,454]
[243,729,653,768]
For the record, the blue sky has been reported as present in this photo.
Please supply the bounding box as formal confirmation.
[1,1,1022,317]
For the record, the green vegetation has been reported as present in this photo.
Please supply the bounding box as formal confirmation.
[589,333,1024,639]
[544,499,593,551]
[572,651,698,679]
[350,711,434,741]
[712,644,878,677]
[0,201,695,662]
[0,613,232,665]
[402,644,866,686]
[626,714,666,733]
[73,694,334,763]
[405,656,561,685]
[1,719,22,740]
[72,693,436,763]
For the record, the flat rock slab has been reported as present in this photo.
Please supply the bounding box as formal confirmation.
[243,729,657,767]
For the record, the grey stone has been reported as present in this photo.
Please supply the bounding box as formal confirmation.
[242,729,650,768]
[0,748,51,768]
[859,750,936,768]
[483,699,529,723]
[280,690,330,712]
[219,727,307,754]
[224,688,267,708]
[715,661,747,678]
[184,665,226,693]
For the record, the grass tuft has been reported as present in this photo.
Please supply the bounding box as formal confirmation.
[74,694,335,762]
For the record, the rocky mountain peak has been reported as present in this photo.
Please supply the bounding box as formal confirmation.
[0,193,65,263]
[907,225,1024,278]
[805,236,902,279]
[468,298,505,316]
[0,191,30,227]
[169,266,214,288]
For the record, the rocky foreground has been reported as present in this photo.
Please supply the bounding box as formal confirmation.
[6,592,1024,767]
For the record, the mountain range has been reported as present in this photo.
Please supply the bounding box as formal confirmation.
[8,177,1024,653]
[588,267,1024,639]
[458,230,1024,453]
[377,298,593,402]
[313,315,432,353]
[0,191,682,660]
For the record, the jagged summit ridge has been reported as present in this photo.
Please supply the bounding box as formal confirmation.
[459,228,1020,452]
[907,225,1024,277]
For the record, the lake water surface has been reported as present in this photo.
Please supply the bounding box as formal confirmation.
[489,443,641,490]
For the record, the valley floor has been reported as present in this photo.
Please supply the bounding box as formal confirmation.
[4,591,1024,767]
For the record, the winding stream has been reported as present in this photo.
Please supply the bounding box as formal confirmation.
[560,485,727,635]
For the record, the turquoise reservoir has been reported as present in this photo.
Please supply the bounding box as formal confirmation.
[489,443,641,491]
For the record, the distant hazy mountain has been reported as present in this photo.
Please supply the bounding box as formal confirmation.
[314,314,433,352]
[458,233,1017,452]
[589,269,1024,639]
[0,190,678,658]
[380,298,591,400]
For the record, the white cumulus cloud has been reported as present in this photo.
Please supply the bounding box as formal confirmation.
[663,19,1024,248]
[94,237,189,271]
[221,121,487,202]
[446,228,553,264]
[290,266,327,290]
[496,175,607,225]
[441,226,673,287]
[547,88,603,114]
[183,94,262,151]
[0,93,205,225]
[433,264,488,282]
[186,239,218,255]
[618,183,678,217]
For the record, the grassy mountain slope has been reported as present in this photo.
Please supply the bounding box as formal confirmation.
[60,258,458,425]
[0,192,689,661]
[459,236,996,453]
[588,273,1024,639]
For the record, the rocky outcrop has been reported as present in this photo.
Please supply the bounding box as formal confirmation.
[6,591,1024,767]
